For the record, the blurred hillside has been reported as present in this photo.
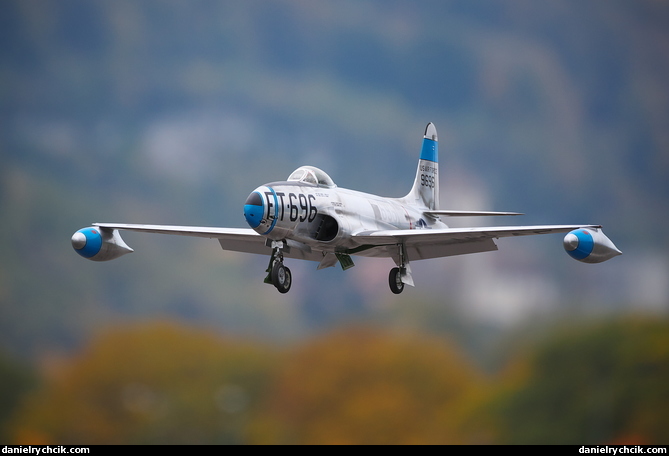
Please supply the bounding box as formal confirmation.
[1,0,668,364]
[7,319,669,444]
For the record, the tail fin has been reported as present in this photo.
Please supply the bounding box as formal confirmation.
[403,122,439,210]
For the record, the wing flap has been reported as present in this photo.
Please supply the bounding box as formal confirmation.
[408,238,498,260]
[425,210,523,217]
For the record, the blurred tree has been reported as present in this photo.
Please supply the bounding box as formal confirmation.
[0,351,36,442]
[492,317,669,444]
[10,321,277,444]
[252,326,490,444]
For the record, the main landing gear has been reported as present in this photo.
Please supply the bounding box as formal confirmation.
[265,242,292,294]
[264,241,412,295]
[388,243,413,295]
[389,267,404,294]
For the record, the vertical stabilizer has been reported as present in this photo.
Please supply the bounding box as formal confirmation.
[403,122,439,210]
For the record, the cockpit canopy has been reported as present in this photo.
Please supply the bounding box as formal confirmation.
[287,166,337,188]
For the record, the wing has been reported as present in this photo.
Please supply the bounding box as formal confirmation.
[92,223,323,261]
[94,222,269,255]
[351,224,602,261]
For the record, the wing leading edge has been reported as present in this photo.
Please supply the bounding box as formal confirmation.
[93,222,269,254]
[351,224,602,261]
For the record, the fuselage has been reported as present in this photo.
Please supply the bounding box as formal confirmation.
[243,178,446,257]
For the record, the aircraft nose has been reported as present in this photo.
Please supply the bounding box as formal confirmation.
[244,191,264,229]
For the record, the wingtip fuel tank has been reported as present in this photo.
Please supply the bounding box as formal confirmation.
[563,227,622,263]
[72,226,133,261]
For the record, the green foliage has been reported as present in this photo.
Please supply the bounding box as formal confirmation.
[0,352,36,442]
[493,318,669,444]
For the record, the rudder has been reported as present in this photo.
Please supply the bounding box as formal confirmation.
[403,122,439,210]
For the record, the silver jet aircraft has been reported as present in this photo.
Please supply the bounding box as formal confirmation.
[72,123,621,294]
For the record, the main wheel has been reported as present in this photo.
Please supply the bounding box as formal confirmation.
[389,267,404,294]
[272,263,292,294]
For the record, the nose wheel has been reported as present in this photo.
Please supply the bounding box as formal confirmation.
[265,242,292,294]
[271,261,292,294]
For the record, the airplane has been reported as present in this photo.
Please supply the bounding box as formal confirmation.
[71,122,622,294]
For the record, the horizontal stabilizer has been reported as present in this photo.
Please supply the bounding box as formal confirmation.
[425,210,524,217]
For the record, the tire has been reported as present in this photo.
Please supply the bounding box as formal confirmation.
[272,263,292,294]
[389,267,404,294]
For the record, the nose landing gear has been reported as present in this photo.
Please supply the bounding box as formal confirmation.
[265,241,292,294]
[271,261,292,294]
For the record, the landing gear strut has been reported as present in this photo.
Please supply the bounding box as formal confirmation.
[265,242,292,294]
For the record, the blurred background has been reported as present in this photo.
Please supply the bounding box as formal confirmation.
[1,0,668,444]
